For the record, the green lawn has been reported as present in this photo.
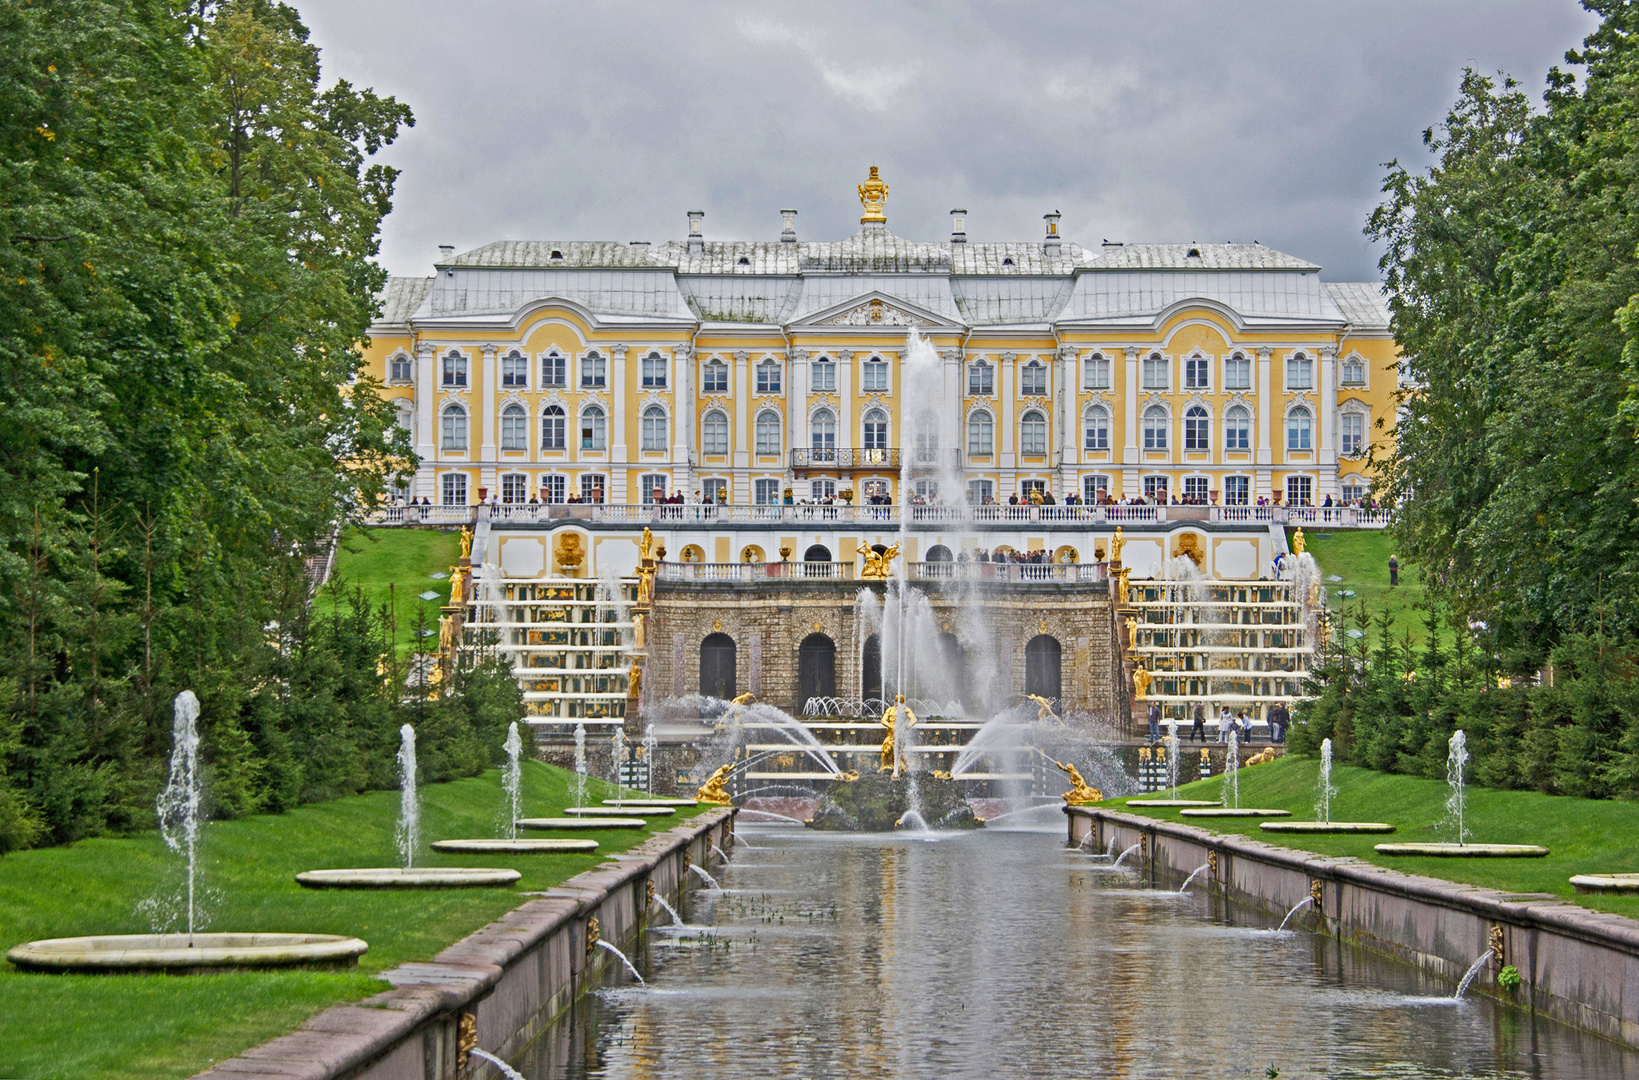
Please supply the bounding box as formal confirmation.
[0,760,708,1080]
[1112,755,1639,921]
[323,526,463,657]
[1294,528,1436,645]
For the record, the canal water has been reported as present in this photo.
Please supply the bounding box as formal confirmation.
[518,826,1639,1078]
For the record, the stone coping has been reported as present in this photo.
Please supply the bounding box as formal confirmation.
[1571,874,1639,895]
[1260,822,1395,834]
[517,817,646,830]
[565,806,675,817]
[8,933,368,973]
[1376,843,1549,858]
[429,838,599,853]
[1126,799,1222,807]
[1179,808,1292,818]
[602,798,699,807]
[191,809,733,1080]
[295,868,522,889]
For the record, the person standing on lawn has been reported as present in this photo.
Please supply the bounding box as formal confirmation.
[1389,554,1400,586]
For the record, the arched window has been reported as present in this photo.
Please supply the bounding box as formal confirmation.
[500,404,527,451]
[968,410,994,456]
[1286,351,1313,390]
[392,400,413,437]
[755,409,781,455]
[810,355,836,392]
[862,355,888,392]
[1083,405,1109,452]
[968,360,994,396]
[862,408,888,450]
[1143,405,1168,450]
[804,543,832,561]
[1225,406,1250,451]
[580,406,606,451]
[441,350,467,388]
[389,352,412,383]
[699,633,736,700]
[1082,352,1110,389]
[502,350,527,389]
[926,544,953,562]
[1184,354,1210,390]
[797,633,836,713]
[541,405,566,450]
[541,351,566,388]
[1142,352,1168,390]
[703,359,728,393]
[1184,406,1210,451]
[1224,351,1251,390]
[1020,360,1047,395]
[1287,407,1312,451]
[1025,634,1062,700]
[1341,357,1365,385]
[441,404,467,450]
[580,350,606,388]
[642,351,667,388]
[641,405,667,452]
[811,409,836,461]
[756,359,781,394]
[1020,410,1047,455]
[702,410,729,455]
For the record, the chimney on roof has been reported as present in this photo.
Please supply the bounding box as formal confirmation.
[687,211,704,254]
[949,209,967,244]
[1042,212,1062,256]
[438,244,454,263]
[780,209,798,243]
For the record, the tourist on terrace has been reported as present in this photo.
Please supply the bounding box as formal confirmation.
[1191,703,1206,742]
[1218,706,1234,743]
[1236,710,1252,743]
[1147,701,1161,743]
[1268,702,1289,743]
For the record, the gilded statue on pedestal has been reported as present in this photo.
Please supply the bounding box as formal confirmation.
[631,612,646,649]
[696,764,734,806]
[626,665,642,699]
[1110,527,1125,564]
[1125,616,1138,651]
[638,527,656,564]
[857,165,889,224]
[1054,760,1104,805]
[1132,663,1153,700]
[1292,528,1306,556]
[878,694,917,778]
[459,527,473,560]
[857,542,900,580]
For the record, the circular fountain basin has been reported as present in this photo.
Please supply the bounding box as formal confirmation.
[1570,873,1639,894]
[1260,821,1395,834]
[602,798,699,807]
[517,817,647,830]
[565,806,675,818]
[1126,799,1224,808]
[429,838,599,854]
[295,867,521,889]
[1374,842,1549,858]
[7,933,367,973]
[1178,808,1292,818]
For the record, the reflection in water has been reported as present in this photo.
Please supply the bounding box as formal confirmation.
[520,829,1638,1079]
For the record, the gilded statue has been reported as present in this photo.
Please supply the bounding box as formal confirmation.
[448,563,468,605]
[1245,745,1279,767]
[1054,760,1104,806]
[631,612,646,649]
[1025,693,1060,724]
[1132,663,1153,700]
[627,664,642,698]
[1292,528,1306,556]
[730,692,755,706]
[696,764,734,806]
[1125,616,1138,651]
[638,527,656,564]
[635,563,655,604]
[1110,526,1125,565]
[857,541,900,580]
[878,694,917,778]
[1172,532,1204,567]
[857,165,889,224]
[459,527,473,560]
[554,531,585,573]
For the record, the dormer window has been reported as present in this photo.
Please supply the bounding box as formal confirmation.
[1002,257,1015,267]
[737,256,750,266]
[549,249,563,260]
[1187,247,1201,258]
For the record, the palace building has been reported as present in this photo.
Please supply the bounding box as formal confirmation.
[364,168,1397,511]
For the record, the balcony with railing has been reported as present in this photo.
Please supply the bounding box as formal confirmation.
[1209,505,1389,528]
[364,502,1172,528]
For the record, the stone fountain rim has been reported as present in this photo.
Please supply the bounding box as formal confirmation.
[294,867,523,889]
[1374,842,1550,857]
[1260,821,1396,833]
[1569,873,1639,894]
[429,838,600,853]
[517,817,647,830]
[1125,799,1223,807]
[564,806,676,817]
[601,798,699,807]
[7,932,367,972]
[1178,808,1293,817]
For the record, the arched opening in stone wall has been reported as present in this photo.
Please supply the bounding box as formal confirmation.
[938,632,968,712]
[797,633,836,713]
[861,633,882,705]
[804,544,832,562]
[1025,634,1062,702]
[926,544,953,562]
[700,633,737,700]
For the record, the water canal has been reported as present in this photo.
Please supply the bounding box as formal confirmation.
[517,824,1639,1079]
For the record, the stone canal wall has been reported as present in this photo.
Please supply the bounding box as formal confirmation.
[193,809,736,1080]
[1068,807,1639,1050]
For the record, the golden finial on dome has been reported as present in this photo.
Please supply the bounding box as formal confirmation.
[857,165,889,224]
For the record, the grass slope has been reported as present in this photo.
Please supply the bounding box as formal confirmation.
[1112,755,1639,921]
[0,760,706,1080]
[323,526,463,657]
[1295,528,1434,645]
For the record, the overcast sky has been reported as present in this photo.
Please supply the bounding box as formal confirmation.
[295,1,1600,283]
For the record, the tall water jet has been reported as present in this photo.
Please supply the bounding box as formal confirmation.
[156,690,203,944]
[502,722,523,840]
[1446,729,1469,846]
[1165,720,1180,800]
[643,722,658,797]
[574,723,587,809]
[611,730,625,798]
[1316,738,1336,825]
[396,724,419,870]
[1222,729,1240,811]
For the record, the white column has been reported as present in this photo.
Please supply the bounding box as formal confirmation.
[415,342,436,497]
[788,348,807,462]
[837,350,853,452]
[1121,347,1140,497]
[610,344,629,503]
[1058,345,1077,493]
[999,351,1015,470]
[1256,346,1274,499]
[479,343,497,495]
[673,344,693,495]
[941,347,961,484]
[732,350,750,474]
[1318,345,1337,496]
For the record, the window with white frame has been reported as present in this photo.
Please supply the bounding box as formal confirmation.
[580,406,606,451]
[1020,479,1046,499]
[580,351,606,388]
[540,475,566,504]
[393,401,413,438]
[1142,353,1168,390]
[1020,410,1047,456]
[811,409,836,458]
[501,404,527,451]
[390,353,412,383]
[441,472,467,506]
[702,478,727,504]
[862,408,888,450]
[1184,406,1210,451]
[580,474,606,504]
[1083,352,1110,390]
[1341,412,1365,455]
[500,473,528,504]
[1143,475,1169,501]
[811,355,836,392]
[441,404,468,450]
[541,405,566,450]
[1083,474,1110,504]
[1342,478,1368,503]
[1184,476,1211,502]
[969,360,994,396]
[912,479,938,502]
[502,350,528,389]
[1143,405,1168,450]
[1224,351,1251,390]
[862,355,888,392]
[811,478,837,500]
[968,410,994,456]
[1287,407,1312,451]
[1224,475,1250,505]
[702,410,729,455]
[754,478,781,505]
[642,351,667,388]
[641,405,667,452]
[1225,406,1251,451]
[1341,357,1365,385]
[755,410,780,455]
[1286,475,1312,506]
[756,359,781,394]
[1184,354,1210,390]
[703,359,728,393]
[639,474,669,503]
[967,478,993,504]
[442,350,467,388]
[541,351,566,388]
[1020,360,1047,396]
[1083,405,1109,451]
[1286,352,1313,390]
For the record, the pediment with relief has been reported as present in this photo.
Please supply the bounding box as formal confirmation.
[801,291,958,329]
